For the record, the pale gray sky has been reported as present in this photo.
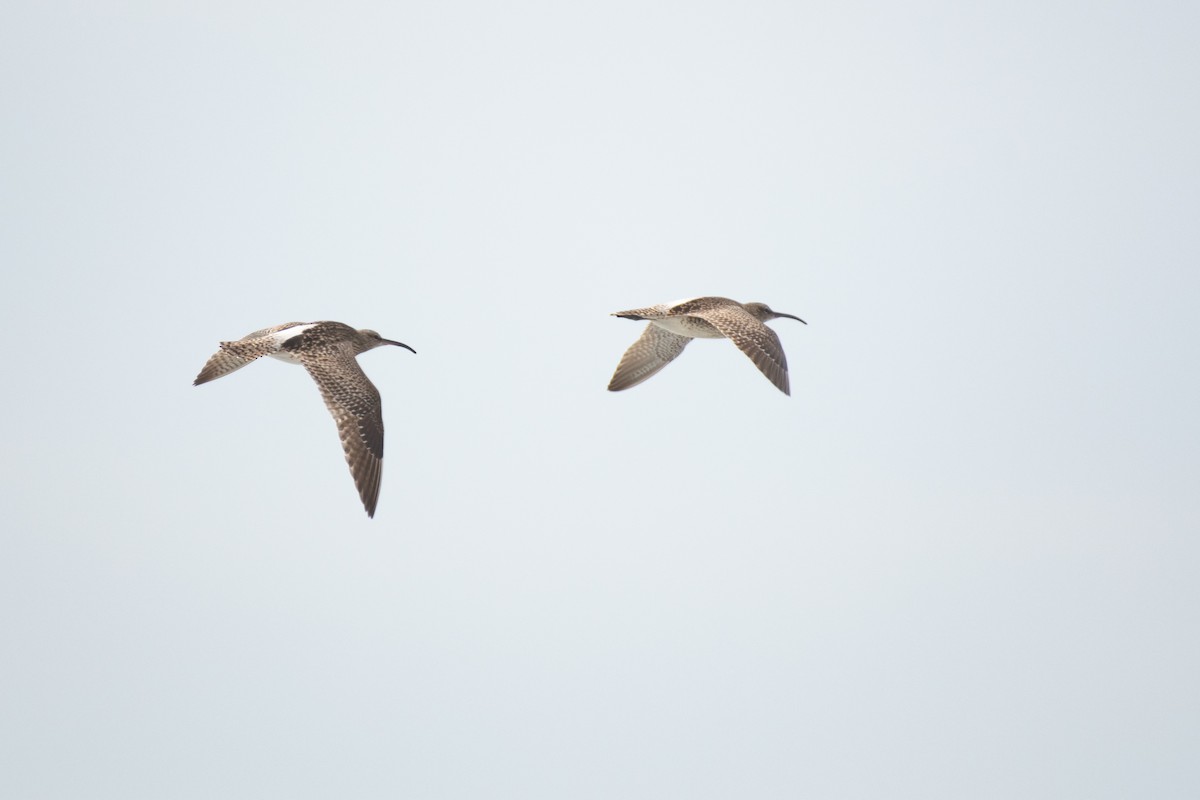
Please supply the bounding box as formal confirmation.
[2,1,1198,797]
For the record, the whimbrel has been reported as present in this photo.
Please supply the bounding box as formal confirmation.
[194,321,415,517]
[608,297,805,395]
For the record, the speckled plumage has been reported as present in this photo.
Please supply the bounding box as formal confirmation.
[194,321,415,518]
[608,297,805,395]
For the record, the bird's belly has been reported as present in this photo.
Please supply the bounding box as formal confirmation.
[651,317,723,338]
[268,351,305,365]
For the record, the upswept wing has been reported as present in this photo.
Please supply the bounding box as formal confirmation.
[607,325,691,391]
[192,322,305,385]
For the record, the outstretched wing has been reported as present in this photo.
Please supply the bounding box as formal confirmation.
[689,305,790,395]
[299,343,387,517]
[608,324,692,391]
[193,322,306,385]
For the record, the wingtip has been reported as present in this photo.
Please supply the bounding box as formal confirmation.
[607,373,642,392]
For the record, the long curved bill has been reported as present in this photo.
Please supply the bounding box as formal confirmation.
[383,339,417,353]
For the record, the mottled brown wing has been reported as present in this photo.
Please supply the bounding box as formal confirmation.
[193,322,306,385]
[607,325,691,391]
[689,305,791,395]
[298,343,386,517]
[610,303,672,321]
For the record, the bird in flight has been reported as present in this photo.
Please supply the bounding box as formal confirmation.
[608,297,805,395]
[194,321,415,517]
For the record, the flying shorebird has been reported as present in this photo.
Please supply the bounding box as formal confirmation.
[607,297,806,395]
[193,321,415,518]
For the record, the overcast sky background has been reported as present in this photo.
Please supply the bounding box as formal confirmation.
[3,1,1199,797]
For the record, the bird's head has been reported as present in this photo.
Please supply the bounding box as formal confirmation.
[744,303,807,325]
[358,329,417,354]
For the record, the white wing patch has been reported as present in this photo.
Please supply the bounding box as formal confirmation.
[265,323,318,364]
